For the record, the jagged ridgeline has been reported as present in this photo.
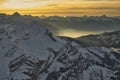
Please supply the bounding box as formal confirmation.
[0,13,120,80]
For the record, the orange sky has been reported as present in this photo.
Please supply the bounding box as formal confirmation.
[0,0,120,16]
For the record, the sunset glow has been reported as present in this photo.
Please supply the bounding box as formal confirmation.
[0,0,120,16]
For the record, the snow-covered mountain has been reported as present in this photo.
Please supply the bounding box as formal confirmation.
[0,13,120,80]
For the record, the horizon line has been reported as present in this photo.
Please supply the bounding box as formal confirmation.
[0,12,120,17]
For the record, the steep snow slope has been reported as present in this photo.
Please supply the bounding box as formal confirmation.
[0,14,120,80]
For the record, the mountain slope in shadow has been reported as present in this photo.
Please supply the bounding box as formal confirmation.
[76,30,120,48]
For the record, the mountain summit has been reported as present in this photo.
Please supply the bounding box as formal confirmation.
[12,12,21,16]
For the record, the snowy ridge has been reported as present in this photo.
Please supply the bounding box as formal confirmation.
[0,14,120,80]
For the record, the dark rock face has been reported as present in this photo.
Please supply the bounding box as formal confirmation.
[0,14,120,80]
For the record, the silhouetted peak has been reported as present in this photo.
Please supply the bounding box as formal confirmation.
[82,15,88,18]
[100,15,107,18]
[12,12,21,16]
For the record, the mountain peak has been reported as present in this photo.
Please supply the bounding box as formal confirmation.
[12,12,21,16]
[100,15,107,18]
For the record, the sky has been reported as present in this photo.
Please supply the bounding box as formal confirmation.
[0,0,120,16]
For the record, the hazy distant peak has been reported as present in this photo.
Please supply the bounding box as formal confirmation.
[100,15,108,18]
[12,12,21,16]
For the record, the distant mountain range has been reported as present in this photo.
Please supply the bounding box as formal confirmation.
[0,13,120,80]
[39,15,120,35]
